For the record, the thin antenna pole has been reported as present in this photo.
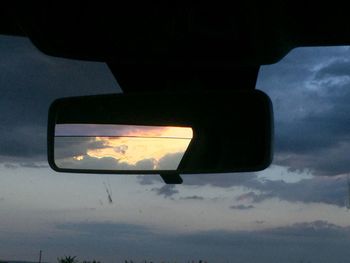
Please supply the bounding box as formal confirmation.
[38,250,42,263]
[347,176,350,209]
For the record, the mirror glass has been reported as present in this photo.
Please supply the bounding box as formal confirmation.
[54,124,193,171]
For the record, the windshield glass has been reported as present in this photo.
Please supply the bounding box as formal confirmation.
[1,35,350,263]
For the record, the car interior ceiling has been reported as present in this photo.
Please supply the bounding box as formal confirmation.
[2,2,350,94]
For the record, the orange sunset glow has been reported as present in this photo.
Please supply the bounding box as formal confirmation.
[119,126,193,139]
[56,125,193,170]
[85,126,193,169]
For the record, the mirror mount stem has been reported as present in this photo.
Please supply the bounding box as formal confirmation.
[160,174,183,184]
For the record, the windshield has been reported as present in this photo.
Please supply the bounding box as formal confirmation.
[1,35,350,263]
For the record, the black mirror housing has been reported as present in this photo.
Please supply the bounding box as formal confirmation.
[48,90,273,175]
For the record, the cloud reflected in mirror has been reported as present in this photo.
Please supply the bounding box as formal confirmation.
[54,124,193,171]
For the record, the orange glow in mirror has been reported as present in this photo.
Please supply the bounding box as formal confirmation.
[54,124,193,171]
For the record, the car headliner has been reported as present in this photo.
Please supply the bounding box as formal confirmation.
[1,2,349,92]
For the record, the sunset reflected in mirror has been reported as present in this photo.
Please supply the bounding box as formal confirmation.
[54,124,193,171]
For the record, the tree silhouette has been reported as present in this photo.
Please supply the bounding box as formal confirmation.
[57,256,79,263]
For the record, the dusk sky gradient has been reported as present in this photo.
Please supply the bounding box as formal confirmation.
[1,35,350,262]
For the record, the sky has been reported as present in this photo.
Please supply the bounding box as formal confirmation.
[1,35,350,262]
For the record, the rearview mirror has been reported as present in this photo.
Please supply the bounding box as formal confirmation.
[48,91,273,180]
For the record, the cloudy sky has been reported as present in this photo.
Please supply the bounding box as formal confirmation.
[1,35,350,263]
[54,124,192,171]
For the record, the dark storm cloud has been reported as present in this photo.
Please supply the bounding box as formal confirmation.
[176,220,350,245]
[315,59,350,79]
[0,35,119,162]
[174,221,350,263]
[54,137,108,159]
[137,174,164,184]
[56,222,151,237]
[0,125,46,159]
[4,163,17,169]
[141,169,348,207]
[151,184,179,198]
[19,162,48,168]
[41,220,350,263]
[255,220,265,224]
[140,171,349,207]
[266,220,349,238]
[235,191,274,203]
[230,204,255,210]
[273,73,350,158]
[235,175,348,207]
[182,172,259,187]
[138,172,258,188]
[257,47,350,176]
[180,195,204,200]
